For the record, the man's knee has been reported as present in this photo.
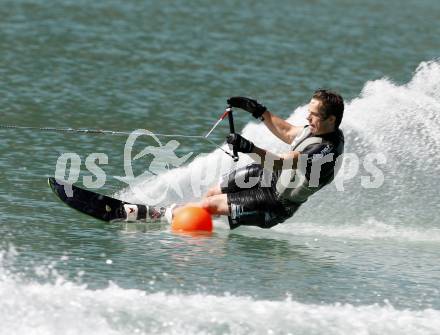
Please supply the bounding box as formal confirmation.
[201,194,229,215]
[204,185,222,198]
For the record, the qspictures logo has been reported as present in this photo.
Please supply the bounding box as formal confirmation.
[54,129,192,205]
[54,129,387,202]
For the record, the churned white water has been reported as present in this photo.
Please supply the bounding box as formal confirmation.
[1,247,439,335]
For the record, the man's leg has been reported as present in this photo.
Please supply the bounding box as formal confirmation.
[204,185,222,198]
[173,193,230,217]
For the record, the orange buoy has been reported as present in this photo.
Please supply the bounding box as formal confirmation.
[171,207,213,232]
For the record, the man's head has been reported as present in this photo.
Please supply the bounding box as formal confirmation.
[307,89,344,135]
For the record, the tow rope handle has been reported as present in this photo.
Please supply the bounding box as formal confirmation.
[226,106,239,162]
[204,106,239,162]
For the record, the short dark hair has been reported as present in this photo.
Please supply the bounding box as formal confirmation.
[312,89,344,128]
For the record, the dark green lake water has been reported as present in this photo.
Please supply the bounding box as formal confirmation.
[1,0,440,334]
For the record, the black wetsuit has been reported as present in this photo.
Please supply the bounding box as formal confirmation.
[222,126,344,229]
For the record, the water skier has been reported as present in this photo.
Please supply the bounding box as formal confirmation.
[172,90,345,229]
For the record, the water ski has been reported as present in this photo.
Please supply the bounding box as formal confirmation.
[47,177,167,222]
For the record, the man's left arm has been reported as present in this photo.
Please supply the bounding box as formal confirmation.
[253,146,300,170]
[226,133,299,170]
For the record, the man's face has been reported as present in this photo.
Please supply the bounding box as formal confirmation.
[306,98,335,135]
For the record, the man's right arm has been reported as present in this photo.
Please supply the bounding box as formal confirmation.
[262,110,301,144]
[227,96,302,144]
